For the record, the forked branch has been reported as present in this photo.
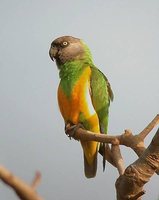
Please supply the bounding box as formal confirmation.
[116,127,159,200]
[0,165,43,200]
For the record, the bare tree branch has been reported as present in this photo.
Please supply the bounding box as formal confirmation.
[65,114,159,199]
[116,128,159,200]
[0,165,43,200]
[66,114,159,159]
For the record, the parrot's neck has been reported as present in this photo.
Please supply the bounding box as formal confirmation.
[58,60,94,97]
[59,60,91,79]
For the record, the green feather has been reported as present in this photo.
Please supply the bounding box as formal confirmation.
[90,66,113,134]
[90,66,113,171]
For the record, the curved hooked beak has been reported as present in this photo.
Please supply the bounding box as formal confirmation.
[49,47,58,61]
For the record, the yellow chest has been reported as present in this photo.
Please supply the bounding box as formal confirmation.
[57,67,99,132]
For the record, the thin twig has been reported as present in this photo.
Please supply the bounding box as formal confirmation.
[31,171,41,190]
[139,114,159,139]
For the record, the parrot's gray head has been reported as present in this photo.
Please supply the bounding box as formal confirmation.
[49,36,90,68]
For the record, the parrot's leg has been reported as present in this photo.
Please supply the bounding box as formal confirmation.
[65,122,84,140]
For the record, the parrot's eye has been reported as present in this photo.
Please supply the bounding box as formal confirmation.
[62,41,68,46]
[51,43,55,48]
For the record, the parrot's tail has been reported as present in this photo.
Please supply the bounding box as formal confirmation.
[84,152,97,178]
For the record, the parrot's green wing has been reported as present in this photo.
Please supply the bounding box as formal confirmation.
[90,66,113,134]
[90,66,113,170]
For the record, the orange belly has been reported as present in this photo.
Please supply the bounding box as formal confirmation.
[58,66,100,164]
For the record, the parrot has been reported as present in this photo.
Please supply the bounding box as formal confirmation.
[49,36,113,178]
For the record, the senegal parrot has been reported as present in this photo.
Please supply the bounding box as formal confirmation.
[49,36,113,178]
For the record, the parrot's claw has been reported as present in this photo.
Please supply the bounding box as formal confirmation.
[65,123,84,140]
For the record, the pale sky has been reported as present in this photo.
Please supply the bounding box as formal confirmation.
[0,0,159,199]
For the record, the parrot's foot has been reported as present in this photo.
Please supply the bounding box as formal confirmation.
[65,123,84,140]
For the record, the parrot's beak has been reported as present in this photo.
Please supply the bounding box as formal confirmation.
[49,47,58,61]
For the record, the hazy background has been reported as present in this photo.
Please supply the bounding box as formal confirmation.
[0,0,159,199]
